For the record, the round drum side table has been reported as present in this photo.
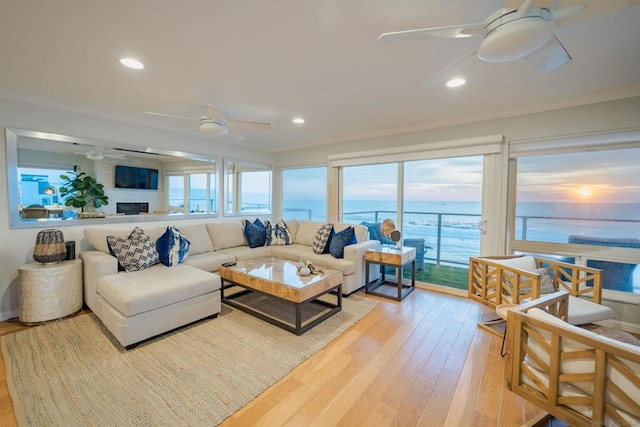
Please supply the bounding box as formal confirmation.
[18,258,83,324]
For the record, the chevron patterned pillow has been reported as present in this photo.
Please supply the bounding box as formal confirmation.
[312,223,334,254]
[107,227,159,272]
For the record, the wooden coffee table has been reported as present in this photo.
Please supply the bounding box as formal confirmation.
[218,257,342,335]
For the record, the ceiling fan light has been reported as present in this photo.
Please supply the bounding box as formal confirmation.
[479,17,553,62]
[199,121,228,136]
[86,153,104,160]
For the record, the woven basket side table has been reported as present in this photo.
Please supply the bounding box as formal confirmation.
[18,258,83,324]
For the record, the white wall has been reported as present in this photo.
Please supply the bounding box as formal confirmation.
[1,96,639,321]
[277,96,640,165]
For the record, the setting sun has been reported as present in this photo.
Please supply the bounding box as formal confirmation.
[577,186,594,199]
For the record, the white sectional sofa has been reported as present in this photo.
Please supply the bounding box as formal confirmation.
[80,219,379,348]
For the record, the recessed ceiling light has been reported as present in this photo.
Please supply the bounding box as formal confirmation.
[292,117,305,124]
[446,78,466,88]
[120,58,144,70]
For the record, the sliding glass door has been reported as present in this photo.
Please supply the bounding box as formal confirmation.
[339,156,486,291]
[403,156,484,290]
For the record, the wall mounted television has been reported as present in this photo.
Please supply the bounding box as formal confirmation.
[114,165,159,190]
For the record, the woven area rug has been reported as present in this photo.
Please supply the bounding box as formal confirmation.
[2,294,377,427]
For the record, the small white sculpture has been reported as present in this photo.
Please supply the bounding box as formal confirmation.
[299,267,311,276]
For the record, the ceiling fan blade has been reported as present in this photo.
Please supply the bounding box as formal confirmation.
[521,34,571,72]
[227,120,273,131]
[420,49,477,89]
[145,111,197,121]
[516,0,534,17]
[205,104,225,121]
[553,4,586,21]
[378,22,485,43]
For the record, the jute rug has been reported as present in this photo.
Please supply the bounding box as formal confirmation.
[2,294,377,427]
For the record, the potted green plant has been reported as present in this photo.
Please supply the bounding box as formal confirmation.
[59,165,109,212]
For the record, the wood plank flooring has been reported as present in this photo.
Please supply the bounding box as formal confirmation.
[0,289,545,426]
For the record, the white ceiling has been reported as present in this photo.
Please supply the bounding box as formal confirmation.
[1,0,639,152]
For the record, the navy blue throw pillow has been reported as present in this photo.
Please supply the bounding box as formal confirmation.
[155,226,190,267]
[244,218,267,248]
[329,226,355,259]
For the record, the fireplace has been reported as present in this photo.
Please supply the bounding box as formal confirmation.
[117,202,149,215]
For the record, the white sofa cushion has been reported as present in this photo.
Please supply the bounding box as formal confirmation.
[285,219,299,242]
[491,255,537,272]
[85,226,164,254]
[207,221,246,250]
[96,263,220,317]
[567,295,613,325]
[85,228,132,254]
[217,246,271,260]
[182,251,236,272]
[176,224,213,255]
[294,221,324,246]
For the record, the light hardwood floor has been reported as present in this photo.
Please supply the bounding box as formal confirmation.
[0,289,545,426]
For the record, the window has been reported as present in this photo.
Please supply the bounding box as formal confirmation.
[510,143,640,294]
[225,160,271,215]
[18,167,66,206]
[341,163,398,225]
[168,172,216,214]
[188,173,216,213]
[168,175,185,212]
[514,149,639,243]
[282,167,327,221]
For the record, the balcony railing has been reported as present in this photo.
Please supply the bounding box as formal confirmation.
[341,209,640,267]
[282,207,640,292]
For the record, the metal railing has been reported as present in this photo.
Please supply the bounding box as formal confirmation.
[342,209,640,267]
[343,209,477,266]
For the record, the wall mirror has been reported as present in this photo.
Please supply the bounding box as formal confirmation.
[6,128,218,229]
[224,158,272,216]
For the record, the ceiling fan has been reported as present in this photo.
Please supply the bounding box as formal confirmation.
[146,104,272,137]
[378,0,586,88]
[75,151,125,161]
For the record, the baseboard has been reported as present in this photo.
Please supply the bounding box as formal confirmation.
[416,282,467,298]
[0,308,19,322]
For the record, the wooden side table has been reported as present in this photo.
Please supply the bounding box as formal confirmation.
[365,246,416,301]
[18,258,83,324]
